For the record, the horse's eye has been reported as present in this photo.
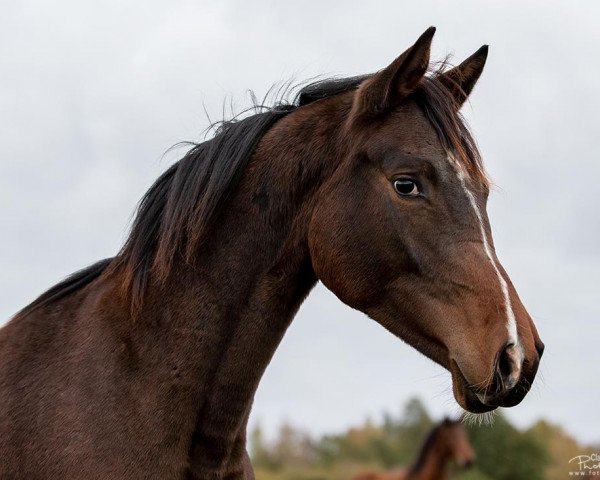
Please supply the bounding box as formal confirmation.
[393,178,421,197]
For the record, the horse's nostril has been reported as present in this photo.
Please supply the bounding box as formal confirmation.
[495,343,522,391]
[497,346,512,380]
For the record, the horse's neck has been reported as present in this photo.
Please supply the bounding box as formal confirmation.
[112,99,347,475]
[407,434,450,480]
[179,244,317,475]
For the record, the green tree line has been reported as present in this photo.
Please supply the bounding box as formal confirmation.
[250,398,598,480]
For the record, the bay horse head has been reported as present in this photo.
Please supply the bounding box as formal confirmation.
[352,417,475,480]
[308,27,544,413]
[438,418,476,468]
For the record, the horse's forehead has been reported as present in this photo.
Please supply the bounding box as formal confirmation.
[369,102,447,158]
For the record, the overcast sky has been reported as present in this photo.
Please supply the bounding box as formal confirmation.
[1,0,599,444]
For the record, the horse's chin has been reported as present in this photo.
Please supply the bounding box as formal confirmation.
[450,359,498,414]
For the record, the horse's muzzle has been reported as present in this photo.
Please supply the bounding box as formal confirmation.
[474,341,543,409]
[450,339,543,413]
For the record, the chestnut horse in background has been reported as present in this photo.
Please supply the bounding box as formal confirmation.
[353,419,475,480]
[0,28,543,479]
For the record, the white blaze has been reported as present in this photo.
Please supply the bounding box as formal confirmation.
[447,155,521,352]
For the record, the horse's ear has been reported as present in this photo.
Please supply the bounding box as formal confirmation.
[355,27,435,117]
[438,45,488,109]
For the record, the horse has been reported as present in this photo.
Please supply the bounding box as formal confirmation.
[352,418,475,480]
[0,27,544,479]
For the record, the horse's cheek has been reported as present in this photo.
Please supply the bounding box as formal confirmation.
[308,198,383,310]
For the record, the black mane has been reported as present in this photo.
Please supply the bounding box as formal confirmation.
[12,259,112,318]
[14,70,484,316]
[407,420,455,474]
[110,76,365,310]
